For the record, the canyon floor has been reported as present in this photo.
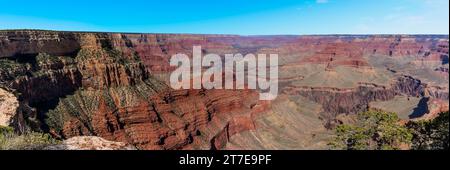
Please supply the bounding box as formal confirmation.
[0,30,448,149]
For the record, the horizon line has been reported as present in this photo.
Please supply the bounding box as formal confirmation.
[1,29,449,37]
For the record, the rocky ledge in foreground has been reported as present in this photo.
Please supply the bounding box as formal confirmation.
[44,136,136,150]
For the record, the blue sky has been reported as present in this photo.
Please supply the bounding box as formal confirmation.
[0,0,448,35]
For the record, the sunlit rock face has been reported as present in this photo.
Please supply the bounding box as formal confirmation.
[0,88,19,126]
[0,30,448,149]
[44,136,136,150]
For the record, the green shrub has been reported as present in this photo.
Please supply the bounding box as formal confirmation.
[0,126,60,150]
[0,126,14,134]
[407,111,449,150]
[328,110,412,150]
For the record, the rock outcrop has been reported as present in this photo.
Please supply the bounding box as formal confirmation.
[44,136,135,150]
[0,88,18,126]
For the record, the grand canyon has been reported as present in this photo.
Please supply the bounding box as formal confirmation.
[0,30,448,150]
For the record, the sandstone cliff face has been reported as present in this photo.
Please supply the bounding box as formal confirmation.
[50,87,263,149]
[0,30,80,58]
[0,30,448,149]
[0,88,18,126]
